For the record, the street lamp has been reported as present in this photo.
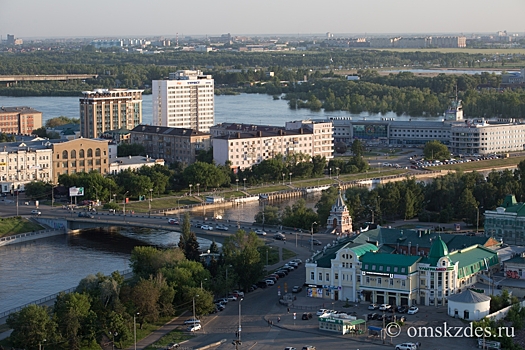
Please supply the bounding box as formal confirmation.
[200,278,207,290]
[282,173,285,185]
[238,298,243,343]
[243,178,246,190]
[196,183,200,196]
[109,331,118,350]
[123,190,129,218]
[38,339,46,350]
[113,193,116,204]
[329,167,332,179]
[336,167,340,179]
[310,221,317,252]
[148,188,153,218]
[236,178,239,192]
[189,184,193,196]
[133,312,139,350]
[193,295,199,326]
[289,172,292,185]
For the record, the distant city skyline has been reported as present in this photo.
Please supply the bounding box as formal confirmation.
[1,0,524,39]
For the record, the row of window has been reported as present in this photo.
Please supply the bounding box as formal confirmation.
[364,264,407,273]
[57,149,105,159]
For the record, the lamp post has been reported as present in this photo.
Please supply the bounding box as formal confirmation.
[113,193,116,204]
[51,183,56,207]
[196,183,200,196]
[38,339,46,350]
[200,278,207,290]
[243,178,246,190]
[109,331,118,350]
[238,298,243,343]
[282,173,285,185]
[148,188,153,218]
[193,295,199,327]
[133,312,139,350]
[336,167,340,179]
[236,178,239,192]
[289,172,292,185]
[310,221,317,252]
[123,190,129,219]
[189,184,192,196]
[329,167,332,179]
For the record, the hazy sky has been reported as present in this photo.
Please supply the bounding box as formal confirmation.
[2,0,524,39]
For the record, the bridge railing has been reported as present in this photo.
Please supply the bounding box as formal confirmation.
[0,229,64,243]
[0,269,132,319]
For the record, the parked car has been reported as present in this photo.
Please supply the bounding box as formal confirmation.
[276,269,289,275]
[287,261,298,267]
[291,259,303,264]
[200,225,213,230]
[275,271,286,278]
[168,218,179,225]
[256,281,268,288]
[284,347,296,350]
[368,303,379,310]
[301,312,313,320]
[31,210,41,215]
[187,323,201,332]
[395,343,417,350]
[78,212,94,218]
[265,279,275,285]
[215,303,225,311]
[183,318,200,325]
[227,295,238,301]
[233,290,245,297]
[215,224,228,231]
[397,306,408,313]
[407,306,419,315]
[379,303,391,311]
[316,308,329,316]
[301,346,316,350]
[367,313,379,320]
[166,343,180,349]
[292,285,302,293]
[255,229,267,236]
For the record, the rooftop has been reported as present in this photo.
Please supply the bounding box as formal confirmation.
[447,289,491,303]
[360,251,421,274]
[0,106,42,114]
[131,125,209,137]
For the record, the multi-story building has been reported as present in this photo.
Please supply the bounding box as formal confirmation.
[0,141,53,194]
[152,70,214,133]
[129,125,211,165]
[305,240,378,301]
[79,89,144,138]
[484,194,525,245]
[51,138,110,183]
[109,156,165,175]
[0,106,42,135]
[212,121,333,170]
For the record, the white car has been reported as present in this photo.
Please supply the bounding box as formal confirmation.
[368,303,379,310]
[407,306,419,314]
[395,343,417,350]
[215,224,229,231]
[284,348,297,350]
[233,290,245,297]
[183,318,200,325]
[31,210,41,215]
[187,323,201,332]
[227,295,238,301]
[379,303,391,311]
[255,229,267,235]
[316,308,329,316]
[200,225,213,230]
[265,279,275,285]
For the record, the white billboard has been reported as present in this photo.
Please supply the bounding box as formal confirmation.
[69,187,85,197]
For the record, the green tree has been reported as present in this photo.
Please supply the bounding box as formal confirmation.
[457,188,479,225]
[53,292,95,350]
[254,205,280,225]
[178,212,201,261]
[117,143,146,157]
[45,116,80,128]
[315,186,339,226]
[7,304,57,350]
[24,181,52,201]
[129,246,184,279]
[183,161,230,190]
[222,230,264,290]
[209,240,220,254]
[281,199,318,230]
[423,140,450,161]
[130,278,161,328]
[350,139,365,158]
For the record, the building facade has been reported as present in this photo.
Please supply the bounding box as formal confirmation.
[0,141,52,194]
[212,121,333,170]
[109,156,165,175]
[484,195,525,245]
[305,239,378,302]
[51,138,110,183]
[80,89,143,138]
[0,107,42,135]
[152,70,214,133]
[130,125,211,165]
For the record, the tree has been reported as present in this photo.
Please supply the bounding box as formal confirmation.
[130,278,161,328]
[178,212,201,261]
[45,116,80,128]
[129,246,184,279]
[350,139,365,158]
[254,205,280,225]
[423,140,450,161]
[53,292,95,350]
[7,304,57,350]
[315,186,339,226]
[24,181,52,201]
[281,199,318,230]
[222,230,264,290]
[183,161,230,190]
[117,143,146,157]
[209,240,220,254]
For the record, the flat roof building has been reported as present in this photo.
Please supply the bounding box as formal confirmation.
[0,106,42,135]
[152,70,214,133]
[80,89,143,138]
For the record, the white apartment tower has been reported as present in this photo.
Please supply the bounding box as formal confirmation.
[152,70,214,132]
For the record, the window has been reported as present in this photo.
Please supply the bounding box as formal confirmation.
[319,273,322,281]
[87,149,93,157]
[62,150,68,159]
[389,279,393,286]
[366,277,370,284]
[71,150,76,159]
[310,272,314,280]
[95,148,101,157]
[335,273,339,280]
[326,273,329,281]
[377,278,381,284]
[79,149,85,158]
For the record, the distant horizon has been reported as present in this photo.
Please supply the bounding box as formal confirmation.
[2,0,523,39]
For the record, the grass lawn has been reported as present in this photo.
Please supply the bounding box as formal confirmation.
[260,245,280,266]
[0,217,44,237]
[143,329,191,350]
[281,248,297,260]
[122,197,202,212]
[433,156,525,172]
[247,185,289,195]
[221,191,248,198]
[294,178,335,187]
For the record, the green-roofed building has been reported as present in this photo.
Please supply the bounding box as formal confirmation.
[417,236,498,306]
[360,251,421,306]
[484,194,525,245]
[305,237,378,302]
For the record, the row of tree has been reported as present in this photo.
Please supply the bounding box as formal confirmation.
[6,213,268,349]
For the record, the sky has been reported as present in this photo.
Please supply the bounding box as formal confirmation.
[2,0,524,39]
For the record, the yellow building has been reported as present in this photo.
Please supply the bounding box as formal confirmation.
[51,138,110,183]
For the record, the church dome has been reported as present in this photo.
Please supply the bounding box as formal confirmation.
[429,236,449,259]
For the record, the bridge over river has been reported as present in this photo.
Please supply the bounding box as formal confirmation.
[0,74,98,86]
